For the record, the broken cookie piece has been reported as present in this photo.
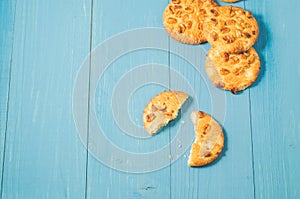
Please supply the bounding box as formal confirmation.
[143,90,188,135]
[188,111,224,166]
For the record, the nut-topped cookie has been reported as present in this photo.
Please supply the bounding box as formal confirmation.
[188,111,224,167]
[206,47,260,94]
[143,91,189,135]
[203,6,259,53]
[163,0,218,44]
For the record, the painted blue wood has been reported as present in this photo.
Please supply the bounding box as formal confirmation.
[1,0,299,198]
[1,0,91,198]
[0,0,17,196]
[86,1,172,198]
[169,1,255,198]
[246,0,300,198]
[169,44,255,198]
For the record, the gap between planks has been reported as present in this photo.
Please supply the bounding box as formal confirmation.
[0,0,18,198]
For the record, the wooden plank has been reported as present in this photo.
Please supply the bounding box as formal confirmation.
[0,0,17,196]
[246,0,300,198]
[169,33,255,199]
[86,0,172,198]
[169,1,255,198]
[1,0,91,198]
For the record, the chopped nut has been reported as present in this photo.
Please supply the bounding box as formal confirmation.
[211,31,218,41]
[229,56,240,64]
[236,17,245,24]
[165,112,173,117]
[220,68,230,75]
[161,107,167,112]
[243,32,251,38]
[179,23,186,33]
[223,35,235,43]
[230,88,238,94]
[203,123,211,133]
[182,14,189,22]
[210,9,219,16]
[244,23,252,28]
[221,27,231,34]
[229,6,233,14]
[169,6,175,14]
[197,23,203,30]
[236,29,242,37]
[146,113,156,122]
[236,24,243,31]
[172,0,181,4]
[244,63,251,68]
[233,67,245,75]
[167,17,177,24]
[235,10,245,16]
[243,51,250,57]
[197,111,205,118]
[204,152,212,157]
[230,10,236,17]
[185,6,194,14]
[241,54,248,59]
[223,52,230,62]
[175,10,182,18]
[210,18,218,26]
[186,21,193,29]
[245,11,253,18]
[219,19,226,26]
[216,82,225,89]
[160,103,167,112]
[199,9,206,15]
[151,104,158,112]
[227,19,236,25]
[196,0,203,7]
[248,54,255,64]
[174,5,182,10]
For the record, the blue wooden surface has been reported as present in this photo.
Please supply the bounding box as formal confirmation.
[1,0,300,199]
[0,0,16,196]
[1,0,91,198]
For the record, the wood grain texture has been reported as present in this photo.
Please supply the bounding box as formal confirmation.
[0,0,300,198]
[1,0,91,198]
[169,40,255,199]
[0,0,16,196]
[169,1,255,198]
[86,1,172,198]
[246,1,300,198]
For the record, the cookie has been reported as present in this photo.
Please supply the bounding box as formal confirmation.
[203,6,259,53]
[188,111,224,167]
[143,91,189,135]
[163,0,218,44]
[221,0,240,2]
[206,47,260,94]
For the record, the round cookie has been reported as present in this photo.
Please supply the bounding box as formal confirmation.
[143,91,189,135]
[203,6,259,53]
[163,0,218,44]
[206,47,261,94]
[188,111,224,167]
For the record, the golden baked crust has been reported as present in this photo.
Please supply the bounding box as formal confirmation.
[205,47,260,94]
[203,6,259,53]
[163,0,218,44]
[188,111,224,167]
[143,91,189,135]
